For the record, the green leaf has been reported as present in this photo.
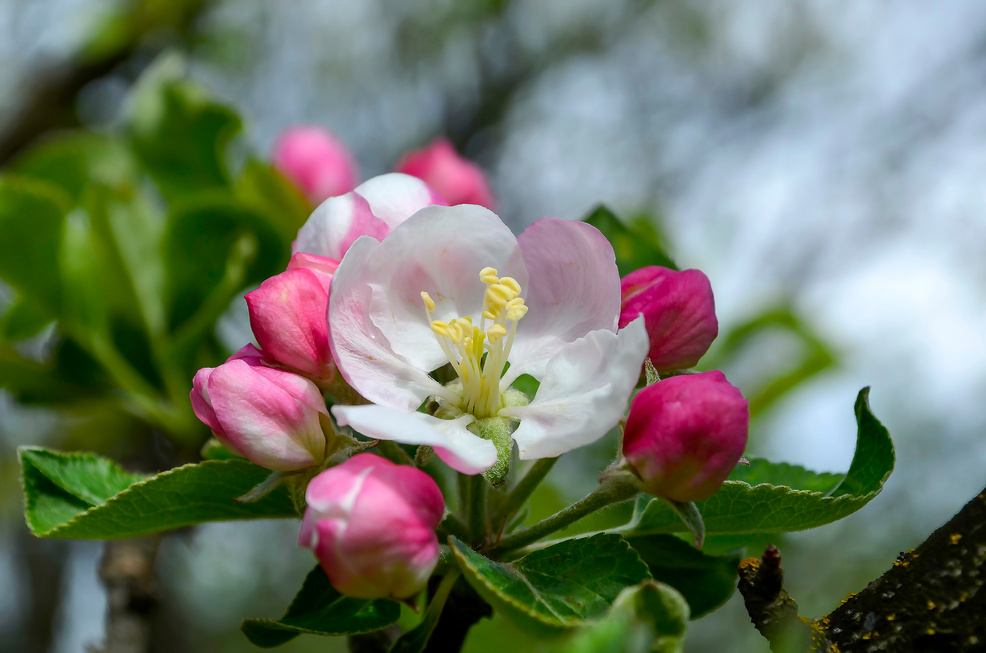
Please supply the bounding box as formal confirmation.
[622,388,894,536]
[450,534,651,631]
[0,177,69,314]
[548,581,689,653]
[241,566,400,648]
[624,534,741,618]
[234,159,312,237]
[12,131,138,200]
[129,55,243,200]
[0,298,54,341]
[582,205,677,276]
[163,196,290,330]
[20,447,298,539]
[726,459,843,493]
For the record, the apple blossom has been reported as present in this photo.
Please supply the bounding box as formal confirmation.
[272,126,359,204]
[622,371,748,502]
[245,253,338,381]
[328,202,649,481]
[395,138,496,209]
[298,453,443,599]
[190,345,329,471]
[619,266,718,372]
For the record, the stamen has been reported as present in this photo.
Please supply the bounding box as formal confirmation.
[420,291,436,312]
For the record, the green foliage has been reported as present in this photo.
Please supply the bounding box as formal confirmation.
[624,534,741,618]
[450,534,651,631]
[621,388,893,537]
[241,566,401,648]
[582,205,677,276]
[20,447,297,539]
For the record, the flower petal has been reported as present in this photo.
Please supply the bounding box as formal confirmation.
[328,236,447,410]
[354,172,448,229]
[365,204,527,372]
[503,217,621,384]
[332,404,497,475]
[294,191,390,260]
[501,317,648,460]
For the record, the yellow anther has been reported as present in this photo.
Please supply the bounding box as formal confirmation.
[482,309,497,321]
[499,277,521,294]
[420,291,436,312]
[485,283,516,307]
[487,324,508,342]
[430,320,449,337]
[506,298,528,321]
[479,267,499,285]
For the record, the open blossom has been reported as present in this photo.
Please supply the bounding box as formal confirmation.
[622,371,748,502]
[328,202,649,477]
[245,253,338,381]
[293,172,447,261]
[395,138,496,209]
[619,266,718,372]
[272,126,359,204]
[190,345,329,471]
[299,454,443,599]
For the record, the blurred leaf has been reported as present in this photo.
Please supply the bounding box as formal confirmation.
[234,159,312,237]
[705,304,837,418]
[0,343,95,403]
[548,581,689,653]
[12,132,138,200]
[0,177,70,315]
[129,55,243,200]
[0,299,53,341]
[241,565,400,648]
[621,388,893,536]
[582,205,677,276]
[624,534,741,618]
[450,534,650,631]
[163,195,289,331]
[20,448,298,538]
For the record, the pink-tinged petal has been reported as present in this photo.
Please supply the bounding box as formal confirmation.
[619,267,718,371]
[395,138,496,209]
[365,204,527,372]
[228,343,266,363]
[294,192,390,260]
[623,371,748,502]
[245,268,333,378]
[332,404,497,475]
[272,126,359,204]
[353,173,448,229]
[208,361,327,471]
[328,237,448,410]
[287,252,338,293]
[503,217,622,384]
[502,317,647,460]
[190,367,223,435]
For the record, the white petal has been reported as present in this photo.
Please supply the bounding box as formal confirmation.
[294,192,389,260]
[366,204,527,372]
[328,236,446,410]
[501,317,648,460]
[354,173,447,229]
[503,218,621,384]
[332,404,498,474]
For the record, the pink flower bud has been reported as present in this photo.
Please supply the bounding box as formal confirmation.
[623,371,748,502]
[619,267,718,372]
[245,254,337,380]
[273,126,359,205]
[190,351,329,471]
[394,138,496,209]
[299,454,444,599]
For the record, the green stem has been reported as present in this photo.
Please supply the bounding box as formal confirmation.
[466,474,488,543]
[494,473,638,555]
[389,569,462,653]
[437,514,470,543]
[376,440,415,467]
[491,458,557,532]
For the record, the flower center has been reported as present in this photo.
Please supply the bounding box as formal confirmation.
[421,267,528,419]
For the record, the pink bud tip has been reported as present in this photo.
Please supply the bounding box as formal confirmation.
[273,126,359,205]
[394,138,496,209]
[299,454,444,599]
[619,266,718,372]
[623,371,749,502]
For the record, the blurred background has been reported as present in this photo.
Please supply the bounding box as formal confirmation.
[2,0,986,651]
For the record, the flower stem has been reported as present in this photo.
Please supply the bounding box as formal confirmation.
[466,474,488,543]
[493,472,638,555]
[389,569,462,653]
[491,458,557,533]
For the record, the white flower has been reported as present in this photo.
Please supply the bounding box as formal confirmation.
[327,199,647,476]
